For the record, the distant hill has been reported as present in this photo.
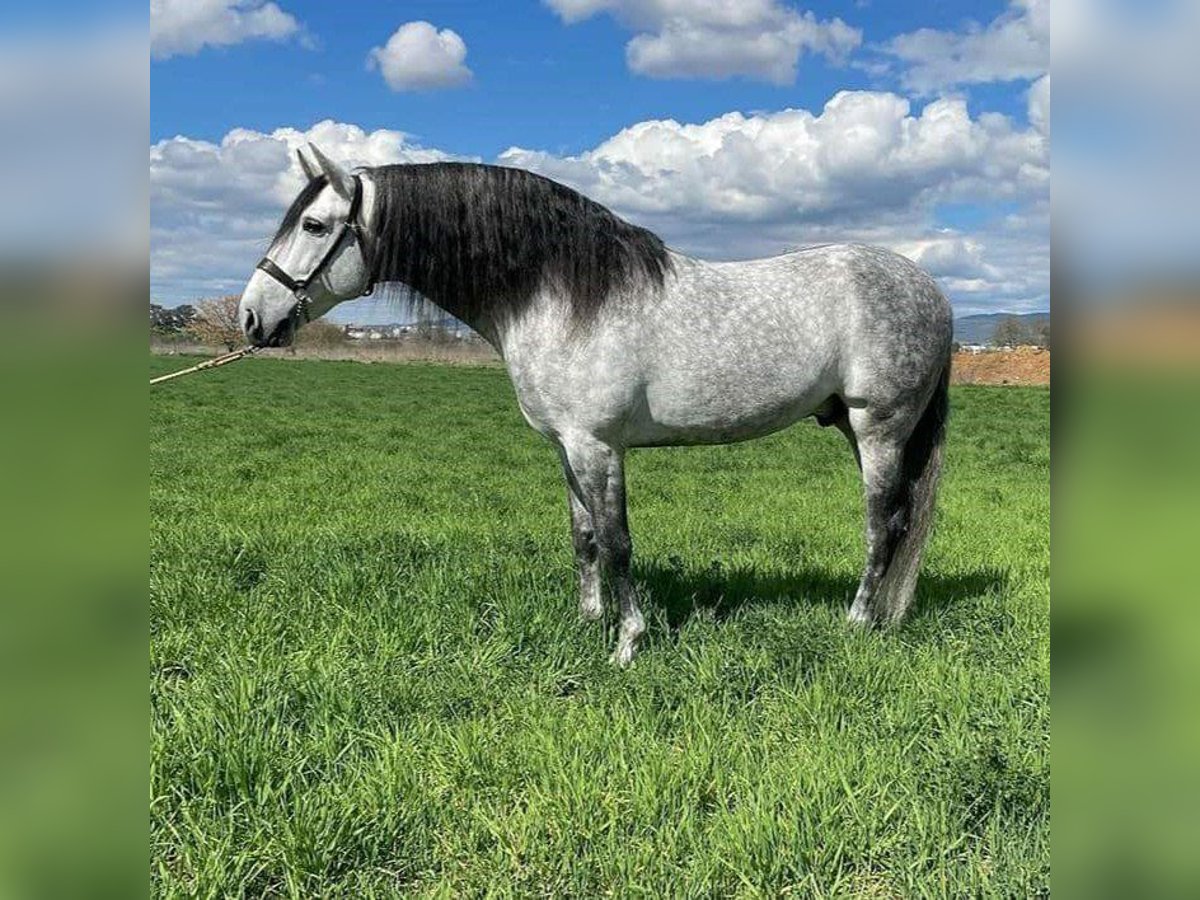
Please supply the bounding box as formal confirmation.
[954,312,1050,345]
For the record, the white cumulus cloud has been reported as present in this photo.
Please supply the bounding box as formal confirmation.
[880,0,1048,93]
[545,0,861,83]
[151,0,301,60]
[501,91,1047,232]
[890,235,1002,281]
[367,21,473,91]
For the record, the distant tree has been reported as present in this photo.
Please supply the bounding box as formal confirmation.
[991,315,1030,347]
[189,295,243,351]
[150,303,195,334]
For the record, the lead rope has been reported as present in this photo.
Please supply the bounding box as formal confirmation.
[150,346,257,386]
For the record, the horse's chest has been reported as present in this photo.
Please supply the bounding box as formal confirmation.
[504,347,643,440]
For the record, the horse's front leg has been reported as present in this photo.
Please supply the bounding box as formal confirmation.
[559,452,603,620]
[561,435,645,666]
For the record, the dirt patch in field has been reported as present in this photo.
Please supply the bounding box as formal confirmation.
[952,347,1050,386]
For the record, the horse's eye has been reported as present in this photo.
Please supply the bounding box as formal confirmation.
[302,218,326,235]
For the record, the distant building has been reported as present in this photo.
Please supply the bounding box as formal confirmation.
[340,318,478,341]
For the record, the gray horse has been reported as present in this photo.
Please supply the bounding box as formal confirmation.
[239,145,952,665]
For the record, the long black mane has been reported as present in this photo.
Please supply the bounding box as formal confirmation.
[366,163,672,326]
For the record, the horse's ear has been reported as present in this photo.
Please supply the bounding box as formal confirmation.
[307,143,355,200]
[296,147,320,182]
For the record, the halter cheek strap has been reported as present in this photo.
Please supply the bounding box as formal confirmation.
[255,175,374,322]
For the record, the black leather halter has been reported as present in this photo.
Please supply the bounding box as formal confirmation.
[255,175,374,322]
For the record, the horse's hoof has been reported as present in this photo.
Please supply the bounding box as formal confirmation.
[579,601,603,621]
[609,614,645,667]
[609,641,637,668]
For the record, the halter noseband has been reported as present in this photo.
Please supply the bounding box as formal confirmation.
[255,175,374,323]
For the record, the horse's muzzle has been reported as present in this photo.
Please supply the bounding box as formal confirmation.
[263,315,295,348]
[243,307,295,348]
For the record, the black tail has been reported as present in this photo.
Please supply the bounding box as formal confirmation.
[877,358,950,621]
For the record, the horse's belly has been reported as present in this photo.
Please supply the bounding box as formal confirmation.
[628,367,833,447]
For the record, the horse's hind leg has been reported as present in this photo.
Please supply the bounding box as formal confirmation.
[558,451,603,620]
[846,361,950,625]
[560,435,645,666]
[847,424,909,626]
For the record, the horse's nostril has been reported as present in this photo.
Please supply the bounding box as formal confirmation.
[243,308,262,342]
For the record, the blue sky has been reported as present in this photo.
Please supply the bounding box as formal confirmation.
[152,2,1031,154]
[150,1,1049,318]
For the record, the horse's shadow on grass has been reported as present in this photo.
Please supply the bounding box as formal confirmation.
[636,557,1008,631]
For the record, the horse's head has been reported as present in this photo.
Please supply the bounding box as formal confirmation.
[239,144,373,347]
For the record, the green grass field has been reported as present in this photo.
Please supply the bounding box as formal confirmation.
[151,356,1049,898]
